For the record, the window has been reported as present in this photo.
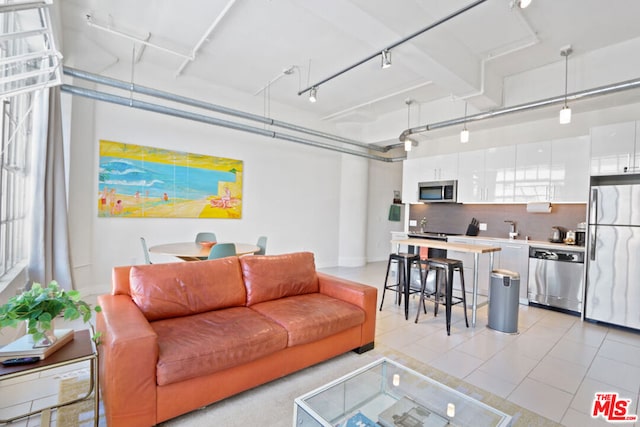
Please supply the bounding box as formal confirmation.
[0,2,62,98]
[0,93,30,278]
[0,1,62,282]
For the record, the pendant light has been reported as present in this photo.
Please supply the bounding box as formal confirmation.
[460,102,469,143]
[559,46,572,124]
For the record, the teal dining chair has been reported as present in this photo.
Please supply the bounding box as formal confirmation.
[196,232,217,243]
[140,237,152,264]
[207,243,236,260]
[256,236,267,255]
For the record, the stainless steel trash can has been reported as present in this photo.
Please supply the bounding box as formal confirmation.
[488,269,520,333]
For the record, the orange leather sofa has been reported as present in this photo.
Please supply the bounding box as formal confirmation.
[96,252,377,426]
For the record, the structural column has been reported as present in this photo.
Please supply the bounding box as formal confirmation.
[337,153,368,267]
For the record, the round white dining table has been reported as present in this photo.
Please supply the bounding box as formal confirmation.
[148,242,260,261]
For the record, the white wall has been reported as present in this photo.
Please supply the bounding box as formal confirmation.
[64,63,399,295]
[367,159,404,262]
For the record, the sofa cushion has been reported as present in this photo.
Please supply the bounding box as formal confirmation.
[130,257,246,321]
[240,252,319,306]
[151,307,288,386]
[250,293,365,347]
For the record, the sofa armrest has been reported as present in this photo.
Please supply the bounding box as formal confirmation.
[97,294,158,427]
[317,272,377,348]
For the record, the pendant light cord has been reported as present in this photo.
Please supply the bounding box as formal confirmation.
[463,102,468,130]
[564,53,569,107]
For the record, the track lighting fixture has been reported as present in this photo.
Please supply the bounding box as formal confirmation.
[511,0,532,9]
[381,49,392,69]
[559,46,572,124]
[298,0,489,98]
[309,87,317,103]
[460,102,469,143]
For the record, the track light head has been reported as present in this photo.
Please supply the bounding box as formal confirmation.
[511,0,532,8]
[309,87,317,103]
[381,49,392,69]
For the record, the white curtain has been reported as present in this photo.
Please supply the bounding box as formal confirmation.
[27,86,73,289]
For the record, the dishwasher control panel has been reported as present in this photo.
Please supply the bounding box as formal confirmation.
[529,247,584,263]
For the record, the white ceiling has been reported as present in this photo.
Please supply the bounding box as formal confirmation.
[57,0,640,140]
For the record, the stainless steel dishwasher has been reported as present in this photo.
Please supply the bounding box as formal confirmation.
[527,246,585,314]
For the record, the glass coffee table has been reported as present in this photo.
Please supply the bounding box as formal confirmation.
[294,357,512,427]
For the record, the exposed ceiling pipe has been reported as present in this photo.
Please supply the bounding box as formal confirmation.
[61,84,404,162]
[63,66,393,153]
[399,76,640,141]
[85,14,193,60]
[176,0,238,76]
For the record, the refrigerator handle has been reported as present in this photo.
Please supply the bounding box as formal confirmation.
[590,225,597,261]
[590,188,598,223]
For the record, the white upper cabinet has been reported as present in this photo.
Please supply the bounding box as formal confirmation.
[514,141,551,202]
[515,136,590,203]
[420,153,459,182]
[401,158,422,204]
[551,135,590,202]
[590,121,638,175]
[401,153,459,204]
[484,146,516,203]
[458,146,515,203]
[457,149,484,203]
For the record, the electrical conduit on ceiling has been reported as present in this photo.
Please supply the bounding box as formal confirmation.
[60,84,404,162]
[62,67,396,155]
[399,76,640,141]
[176,0,238,76]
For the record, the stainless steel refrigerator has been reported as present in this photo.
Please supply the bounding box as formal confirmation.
[585,174,640,330]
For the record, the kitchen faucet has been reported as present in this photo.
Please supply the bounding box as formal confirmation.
[505,220,518,239]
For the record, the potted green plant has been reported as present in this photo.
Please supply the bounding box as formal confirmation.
[0,281,101,346]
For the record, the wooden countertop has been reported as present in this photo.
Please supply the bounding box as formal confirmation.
[391,238,501,254]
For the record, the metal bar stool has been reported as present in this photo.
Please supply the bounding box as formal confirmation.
[415,258,469,335]
[380,252,422,320]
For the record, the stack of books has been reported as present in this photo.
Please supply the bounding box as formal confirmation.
[0,329,75,361]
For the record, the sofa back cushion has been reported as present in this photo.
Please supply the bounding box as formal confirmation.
[129,257,246,321]
[240,252,319,306]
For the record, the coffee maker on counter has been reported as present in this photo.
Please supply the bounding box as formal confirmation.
[575,222,587,246]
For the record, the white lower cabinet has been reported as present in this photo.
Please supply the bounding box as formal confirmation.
[498,241,529,304]
[446,237,529,305]
[446,237,496,298]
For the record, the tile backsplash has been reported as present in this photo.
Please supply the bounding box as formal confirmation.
[409,203,587,241]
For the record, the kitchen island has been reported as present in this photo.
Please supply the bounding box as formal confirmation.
[391,238,501,328]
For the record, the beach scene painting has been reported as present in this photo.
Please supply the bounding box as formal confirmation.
[98,140,243,218]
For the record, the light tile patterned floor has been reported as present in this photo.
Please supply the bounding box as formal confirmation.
[320,261,640,427]
[1,260,639,426]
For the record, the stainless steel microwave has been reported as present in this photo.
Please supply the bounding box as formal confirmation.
[418,180,458,203]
